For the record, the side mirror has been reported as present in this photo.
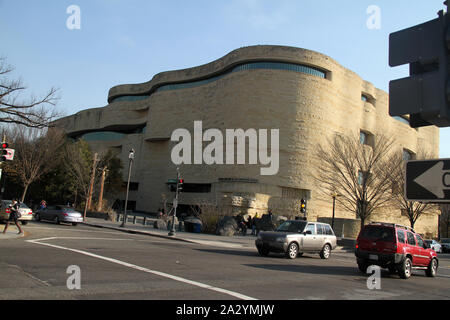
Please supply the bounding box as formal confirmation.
[303,230,312,235]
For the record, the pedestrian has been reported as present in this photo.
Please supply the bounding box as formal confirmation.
[3,199,23,235]
[251,214,257,235]
[247,215,253,235]
[40,200,47,210]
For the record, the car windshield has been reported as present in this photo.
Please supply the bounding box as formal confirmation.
[62,208,78,213]
[361,226,395,242]
[276,221,307,233]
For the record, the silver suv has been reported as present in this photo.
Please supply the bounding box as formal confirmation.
[255,220,337,259]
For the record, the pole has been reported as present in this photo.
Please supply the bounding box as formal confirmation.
[86,153,99,212]
[121,149,135,227]
[97,166,107,212]
[332,195,336,230]
[168,168,179,236]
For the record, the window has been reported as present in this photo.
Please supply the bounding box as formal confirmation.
[402,149,414,161]
[358,171,370,186]
[324,225,334,235]
[361,94,368,102]
[305,224,316,235]
[416,235,424,248]
[359,130,373,147]
[361,226,394,241]
[407,232,416,246]
[316,224,324,235]
[360,131,367,145]
[394,116,410,125]
[397,230,406,243]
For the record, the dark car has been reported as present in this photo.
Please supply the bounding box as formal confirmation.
[355,222,438,279]
[35,205,83,226]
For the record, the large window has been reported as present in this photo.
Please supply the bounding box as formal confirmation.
[81,131,125,142]
[110,61,328,103]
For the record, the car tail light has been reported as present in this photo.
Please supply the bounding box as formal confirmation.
[5,208,10,214]
[28,211,32,215]
[63,213,68,216]
[355,243,359,249]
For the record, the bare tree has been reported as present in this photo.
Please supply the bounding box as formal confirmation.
[440,204,450,238]
[0,57,60,128]
[6,126,65,202]
[63,139,94,216]
[386,152,436,229]
[313,133,396,230]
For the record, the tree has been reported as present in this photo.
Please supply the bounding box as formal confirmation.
[386,152,436,229]
[5,125,65,202]
[313,133,396,230]
[63,139,93,216]
[440,204,450,238]
[0,57,60,128]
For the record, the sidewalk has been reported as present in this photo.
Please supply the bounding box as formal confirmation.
[82,217,353,251]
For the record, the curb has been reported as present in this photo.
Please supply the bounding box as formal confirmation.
[82,222,197,244]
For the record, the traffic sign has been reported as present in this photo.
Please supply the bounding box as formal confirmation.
[405,158,450,202]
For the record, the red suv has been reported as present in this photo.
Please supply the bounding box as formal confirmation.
[355,222,438,279]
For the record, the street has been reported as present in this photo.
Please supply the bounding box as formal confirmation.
[0,221,449,301]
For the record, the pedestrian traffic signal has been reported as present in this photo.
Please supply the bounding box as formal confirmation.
[178,179,184,192]
[389,5,450,128]
[1,143,8,149]
[300,198,306,214]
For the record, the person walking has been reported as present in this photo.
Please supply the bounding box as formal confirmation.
[3,199,23,235]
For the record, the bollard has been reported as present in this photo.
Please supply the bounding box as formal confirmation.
[132,215,137,224]
[143,216,147,226]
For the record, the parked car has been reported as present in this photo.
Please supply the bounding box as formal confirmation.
[440,238,450,253]
[35,205,83,226]
[0,200,33,225]
[255,220,337,259]
[355,222,438,279]
[424,240,442,253]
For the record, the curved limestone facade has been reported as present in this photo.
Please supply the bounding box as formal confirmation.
[55,45,440,237]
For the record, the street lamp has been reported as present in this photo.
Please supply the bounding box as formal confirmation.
[120,148,135,227]
[168,167,180,236]
[331,192,340,230]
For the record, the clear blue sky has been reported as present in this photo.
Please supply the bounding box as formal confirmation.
[0,0,449,157]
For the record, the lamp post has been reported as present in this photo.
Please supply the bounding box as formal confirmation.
[120,149,135,228]
[168,167,180,236]
[331,192,339,230]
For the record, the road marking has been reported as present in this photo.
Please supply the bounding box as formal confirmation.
[26,237,257,300]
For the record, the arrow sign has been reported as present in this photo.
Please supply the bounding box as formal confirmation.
[406,158,450,202]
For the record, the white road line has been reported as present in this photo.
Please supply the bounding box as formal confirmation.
[26,237,257,301]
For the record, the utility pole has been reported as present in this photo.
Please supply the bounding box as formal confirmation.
[97,166,108,212]
[168,167,180,236]
[84,152,98,219]
[120,149,135,227]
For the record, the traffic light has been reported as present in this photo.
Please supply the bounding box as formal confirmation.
[0,143,8,162]
[300,198,306,214]
[178,179,184,192]
[389,5,450,128]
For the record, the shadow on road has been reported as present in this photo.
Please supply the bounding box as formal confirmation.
[244,263,361,277]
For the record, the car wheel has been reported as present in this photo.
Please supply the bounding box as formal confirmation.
[398,257,412,279]
[357,261,368,273]
[257,247,269,257]
[286,242,299,259]
[72,222,78,226]
[21,221,28,225]
[319,244,331,259]
[425,258,438,277]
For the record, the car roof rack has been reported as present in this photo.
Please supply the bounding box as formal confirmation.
[369,222,415,233]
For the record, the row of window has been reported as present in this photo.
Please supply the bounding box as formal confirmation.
[77,127,147,142]
[110,61,327,103]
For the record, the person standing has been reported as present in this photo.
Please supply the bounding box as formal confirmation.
[3,199,23,235]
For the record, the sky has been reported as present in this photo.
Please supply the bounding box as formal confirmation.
[0,0,449,158]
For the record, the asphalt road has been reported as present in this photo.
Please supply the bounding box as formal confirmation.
[0,221,449,300]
